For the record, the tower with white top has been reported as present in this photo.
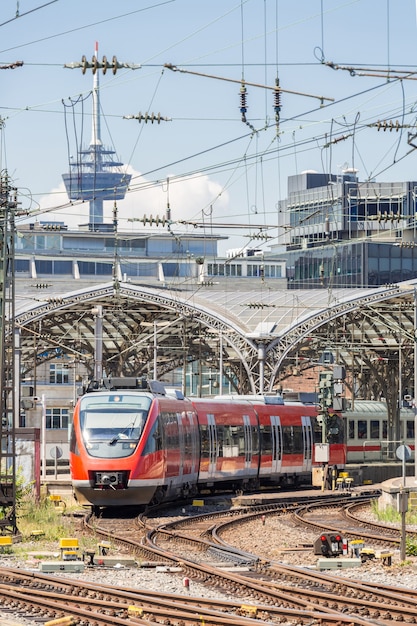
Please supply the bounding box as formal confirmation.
[62,42,131,230]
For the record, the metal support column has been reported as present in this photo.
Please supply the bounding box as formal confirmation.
[0,170,17,534]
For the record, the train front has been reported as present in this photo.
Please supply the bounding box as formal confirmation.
[69,390,155,507]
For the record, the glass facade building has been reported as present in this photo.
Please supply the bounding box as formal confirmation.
[276,170,417,288]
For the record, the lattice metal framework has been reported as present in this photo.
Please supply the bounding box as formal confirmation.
[0,171,17,535]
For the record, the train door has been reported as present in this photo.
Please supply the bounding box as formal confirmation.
[207,413,218,478]
[270,415,282,474]
[302,415,313,471]
[178,410,199,478]
[177,412,184,481]
[243,415,252,469]
[176,409,199,484]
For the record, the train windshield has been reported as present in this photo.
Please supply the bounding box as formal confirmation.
[79,393,152,458]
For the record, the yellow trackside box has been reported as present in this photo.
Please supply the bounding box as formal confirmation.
[59,538,79,560]
[59,538,79,550]
[0,536,12,549]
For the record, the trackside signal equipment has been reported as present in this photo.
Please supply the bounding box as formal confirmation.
[314,533,343,557]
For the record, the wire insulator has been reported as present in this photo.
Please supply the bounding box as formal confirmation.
[239,83,247,121]
[274,77,281,120]
[91,55,98,75]
[274,77,281,135]
[273,87,281,117]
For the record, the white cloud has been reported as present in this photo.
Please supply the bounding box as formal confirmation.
[28,167,230,234]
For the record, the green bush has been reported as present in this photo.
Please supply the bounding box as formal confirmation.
[17,495,70,541]
[371,499,417,525]
[406,537,417,556]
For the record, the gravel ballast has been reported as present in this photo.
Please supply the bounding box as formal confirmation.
[2,502,417,624]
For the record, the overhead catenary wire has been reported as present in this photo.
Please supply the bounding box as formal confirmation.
[4,1,416,249]
[19,98,417,227]
[0,1,176,54]
[164,63,334,104]
[0,0,59,29]
[2,0,417,322]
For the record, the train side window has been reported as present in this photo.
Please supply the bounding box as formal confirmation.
[143,420,162,455]
[282,425,292,452]
[217,425,224,457]
[348,420,354,440]
[370,420,379,439]
[200,424,209,457]
[382,420,388,438]
[221,425,240,457]
[358,420,367,439]
[69,424,78,454]
[252,426,259,456]
[293,425,303,453]
[238,427,246,456]
[260,425,272,455]
[165,412,180,449]
[282,425,303,454]
[407,420,415,438]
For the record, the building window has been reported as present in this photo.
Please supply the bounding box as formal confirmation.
[46,407,69,429]
[223,264,242,277]
[264,264,282,278]
[53,260,73,274]
[35,259,53,274]
[15,259,30,273]
[49,364,69,384]
[207,263,226,276]
[247,264,257,277]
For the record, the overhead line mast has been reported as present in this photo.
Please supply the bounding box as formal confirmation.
[0,170,18,535]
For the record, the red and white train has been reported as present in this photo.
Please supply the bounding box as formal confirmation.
[69,378,346,508]
[344,400,415,463]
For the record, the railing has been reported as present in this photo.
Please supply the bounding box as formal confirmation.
[357,439,413,462]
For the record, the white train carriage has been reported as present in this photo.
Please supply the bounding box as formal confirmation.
[344,400,415,463]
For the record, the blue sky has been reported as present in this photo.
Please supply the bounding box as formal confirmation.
[1,0,417,254]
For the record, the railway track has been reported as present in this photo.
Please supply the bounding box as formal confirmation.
[0,490,415,624]
[0,566,278,625]
[292,496,417,548]
[86,492,417,624]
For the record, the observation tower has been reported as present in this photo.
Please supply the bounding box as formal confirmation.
[62,42,131,230]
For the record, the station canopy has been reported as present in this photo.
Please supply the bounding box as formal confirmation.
[14,279,417,395]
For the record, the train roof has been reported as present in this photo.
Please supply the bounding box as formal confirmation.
[343,400,415,415]
[213,394,284,405]
[83,377,168,395]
